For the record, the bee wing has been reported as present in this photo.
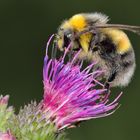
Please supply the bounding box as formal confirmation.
[96,24,140,35]
[77,24,140,37]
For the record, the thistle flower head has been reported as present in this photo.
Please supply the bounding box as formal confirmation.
[42,35,122,130]
[0,95,9,106]
[0,35,122,140]
[0,131,16,140]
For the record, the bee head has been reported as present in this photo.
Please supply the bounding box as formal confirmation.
[55,14,88,51]
[55,27,74,51]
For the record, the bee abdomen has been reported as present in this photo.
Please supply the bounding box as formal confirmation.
[120,48,135,69]
[112,48,136,87]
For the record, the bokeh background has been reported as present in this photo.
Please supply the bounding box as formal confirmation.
[0,0,140,140]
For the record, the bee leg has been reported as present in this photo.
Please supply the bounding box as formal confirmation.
[104,82,110,90]
[104,69,117,92]
[104,81,111,94]
[100,82,110,102]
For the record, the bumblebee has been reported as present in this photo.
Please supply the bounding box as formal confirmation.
[55,13,140,88]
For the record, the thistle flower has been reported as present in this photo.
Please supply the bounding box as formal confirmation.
[0,95,9,106]
[0,35,122,140]
[42,35,122,130]
[0,131,16,140]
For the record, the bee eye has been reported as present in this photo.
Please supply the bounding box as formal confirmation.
[64,35,71,48]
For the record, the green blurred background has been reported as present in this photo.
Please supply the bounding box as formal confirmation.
[0,0,140,140]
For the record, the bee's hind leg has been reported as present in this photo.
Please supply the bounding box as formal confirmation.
[104,81,111,94]
[99,82,110,102]
[104,69,117,93]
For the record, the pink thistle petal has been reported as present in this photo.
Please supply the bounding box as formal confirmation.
[0,131,16,140]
